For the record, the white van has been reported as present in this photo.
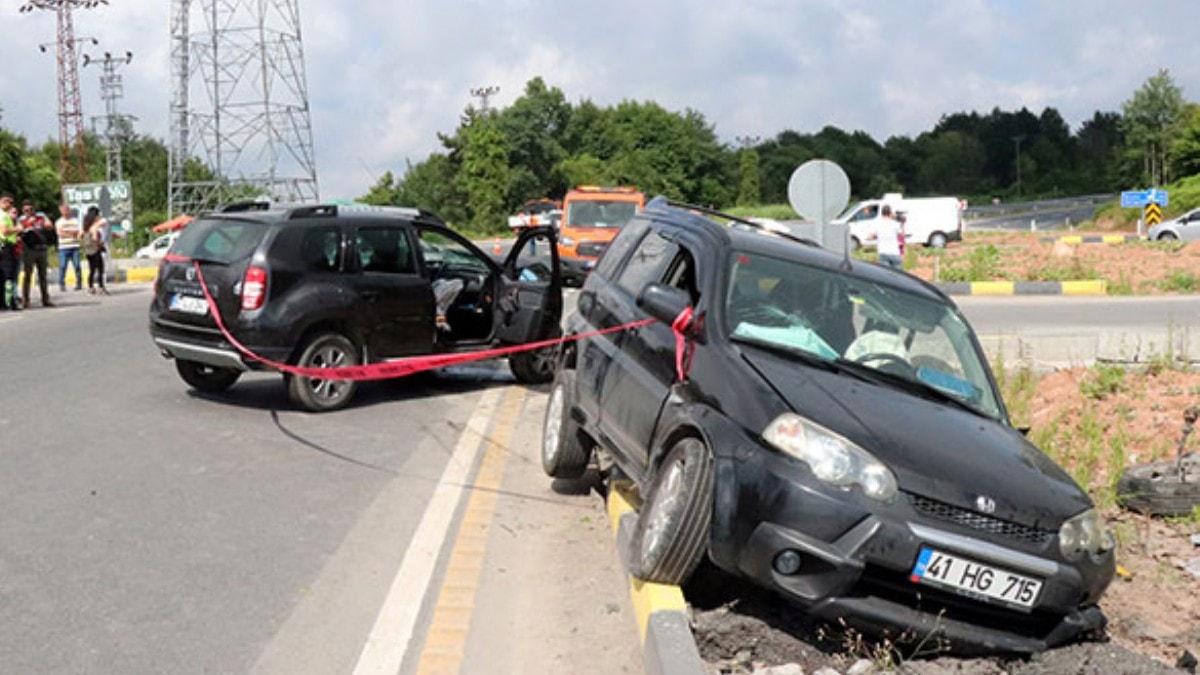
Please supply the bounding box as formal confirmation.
[833,193,963,250]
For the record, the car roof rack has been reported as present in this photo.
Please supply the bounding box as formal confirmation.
[283,202,448,226]
[217,200,273,213]
[657,197,820,248]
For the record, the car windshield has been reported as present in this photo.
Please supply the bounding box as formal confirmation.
[724,251,1002,419]
[566,200,637,228]
[172,218,268,264]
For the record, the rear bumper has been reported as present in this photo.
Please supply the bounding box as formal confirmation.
[150,318,291,371]
[154,336,248,371]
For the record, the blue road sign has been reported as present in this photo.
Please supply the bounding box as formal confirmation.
[1121,189,1169,208]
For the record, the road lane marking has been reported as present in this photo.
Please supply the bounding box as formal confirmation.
[414,387,526,674]
[352,387,503,675]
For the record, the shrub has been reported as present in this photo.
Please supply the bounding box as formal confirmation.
[1080,364,1126,400]
[1159,270,1200,293]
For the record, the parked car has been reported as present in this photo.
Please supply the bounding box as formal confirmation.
[1148,207,1200,242]
[136,232,181,260]
[149,203,562,412]
[834,193,964,250]
[542,197,1114,653]
[558,186,646,286]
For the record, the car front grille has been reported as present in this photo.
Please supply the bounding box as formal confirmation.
[576,241,608,257]
[905,492,1054,545]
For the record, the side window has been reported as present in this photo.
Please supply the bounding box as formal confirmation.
[356,226,415,274]
[593,219,649,279]
[417,229,491,276]
[301,226,342,272]
[664,249,699,305]
[615,231,679,297]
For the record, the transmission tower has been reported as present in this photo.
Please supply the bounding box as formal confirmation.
[470,85,499,113]
[84,50,136,181]
[168,0,320,217]
[21,0,106,183]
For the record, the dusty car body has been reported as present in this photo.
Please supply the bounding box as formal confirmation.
[542,197,1115,654]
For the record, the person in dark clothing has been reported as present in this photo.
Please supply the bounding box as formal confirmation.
[82,207,109,295]
[18,201,55,308]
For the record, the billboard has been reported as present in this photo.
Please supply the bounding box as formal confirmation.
[62,181,134,234]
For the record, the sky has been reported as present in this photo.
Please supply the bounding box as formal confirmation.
[2,0,1199,199]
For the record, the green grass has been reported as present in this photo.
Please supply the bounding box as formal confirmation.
[1080,364,1127,400]
[1107,271,1135,296]
[938,244,1004,282]
[1158,270,1200,293]
[1027,256,1101,282]
[724,203,799,220]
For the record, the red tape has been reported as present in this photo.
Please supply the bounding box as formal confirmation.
[671,306,695,382]
[194,262,666,382]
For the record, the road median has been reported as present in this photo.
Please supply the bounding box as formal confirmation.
[606,482,706,675]
[935,280,1108,296]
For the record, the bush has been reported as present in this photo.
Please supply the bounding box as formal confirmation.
[1080,364,1126,400]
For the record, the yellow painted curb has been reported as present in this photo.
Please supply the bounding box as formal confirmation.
[606,484,689,640]
[1060,280,1108,296]
[1101,235,1127,245]
[1058,235,1083,245]
[970,281,1015,296]
[126,267,159,283]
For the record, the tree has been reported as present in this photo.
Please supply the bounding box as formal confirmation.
[459,118,511,232]
[736,148,761,206]
[1170,104,1200,178]
[1121,69,1185,185]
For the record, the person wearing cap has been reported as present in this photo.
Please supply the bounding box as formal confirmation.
[18,200,55,308]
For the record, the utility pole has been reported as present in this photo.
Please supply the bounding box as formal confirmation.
[470,85,500,114]
[1012,135,1026,199]
[735,135,761,149]
[21,0,107,183]
[169,0,319,217]
[83,50,135,181]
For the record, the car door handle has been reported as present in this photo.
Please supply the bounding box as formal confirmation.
[360,290,380,303]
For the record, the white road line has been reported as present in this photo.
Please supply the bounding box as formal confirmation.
[352,387,503,675]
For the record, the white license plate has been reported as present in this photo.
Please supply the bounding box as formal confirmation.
[911,547,1042,609]
[169,294,209,316]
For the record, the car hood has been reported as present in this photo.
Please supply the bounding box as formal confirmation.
[741,349,1090,529]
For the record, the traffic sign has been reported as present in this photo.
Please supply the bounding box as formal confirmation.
[788,160,850,224]
[1121,189,1169,208]
[1145,203,1164,226]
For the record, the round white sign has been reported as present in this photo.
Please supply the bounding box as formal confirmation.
[787,159,851,224]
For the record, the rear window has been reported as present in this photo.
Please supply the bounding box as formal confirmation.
[173,218,269,264]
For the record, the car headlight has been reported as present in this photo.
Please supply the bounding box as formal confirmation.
[762,413,898,502]
[1058,509,1114,559]
[560,236,576,246]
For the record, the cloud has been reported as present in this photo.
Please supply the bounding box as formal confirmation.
[3,1,1199,199]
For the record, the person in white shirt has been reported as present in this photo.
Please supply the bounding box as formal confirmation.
[874,205,904,270]
[55,203,83,292]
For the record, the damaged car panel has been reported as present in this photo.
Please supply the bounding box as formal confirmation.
[542,196,1116,654]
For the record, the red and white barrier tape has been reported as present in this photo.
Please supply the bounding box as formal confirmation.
[193,261,692,383]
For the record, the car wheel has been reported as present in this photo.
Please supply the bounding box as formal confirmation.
[1158,232,1178,242]
[286,333,359,413]
[628,438,713,585]
[1117,456,1200,517]
[176,359,241,393]
[541,369,590,479]
[510,328,561,384]
[849,236,862,252]
[928,231,949,249]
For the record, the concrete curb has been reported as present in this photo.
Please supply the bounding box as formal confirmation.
[55,268,157,285]
[1038,234,1141,245]
[605,483,706,675]
[935,280,1107,296]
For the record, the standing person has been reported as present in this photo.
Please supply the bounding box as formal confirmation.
[18,201,55,308]
[0,195,20,310]
[56,203,83,292]
[82,207,110,295]
[874,205,904,271]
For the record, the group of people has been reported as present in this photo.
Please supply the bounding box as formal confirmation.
[0,194,110,311]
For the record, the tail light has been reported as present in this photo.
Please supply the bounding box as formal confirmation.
[241,265,268,311]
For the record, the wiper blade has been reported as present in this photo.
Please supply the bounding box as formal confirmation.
[834,358,991,419]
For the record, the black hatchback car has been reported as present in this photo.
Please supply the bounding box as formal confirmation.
[150,203,562,411]
[541,198,1115,654]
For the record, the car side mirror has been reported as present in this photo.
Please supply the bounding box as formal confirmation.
[637,283,691,326]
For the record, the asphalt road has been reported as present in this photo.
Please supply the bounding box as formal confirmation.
[956,294,1200,334]
[0,288,638,674]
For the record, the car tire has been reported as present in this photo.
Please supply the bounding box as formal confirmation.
[1117,457,1200,517]
[510,327,561,385]
[928,231,949,249]
[1158,232,1179,242]
[541,369,590,479]
[628,438,713,585]
[176,359,241,393]
[286,333,360,413]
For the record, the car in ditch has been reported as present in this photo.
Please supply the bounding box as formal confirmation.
[541,197,1115,654]
[149,203,562,412]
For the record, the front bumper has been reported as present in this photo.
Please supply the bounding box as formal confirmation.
[708,431,1113,654]
[560,256,597,285]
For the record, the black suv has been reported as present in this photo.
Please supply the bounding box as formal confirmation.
[542,198,1114,653]
[149,203,561,411]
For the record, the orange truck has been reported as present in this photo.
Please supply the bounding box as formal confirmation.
[557,186,645,285]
